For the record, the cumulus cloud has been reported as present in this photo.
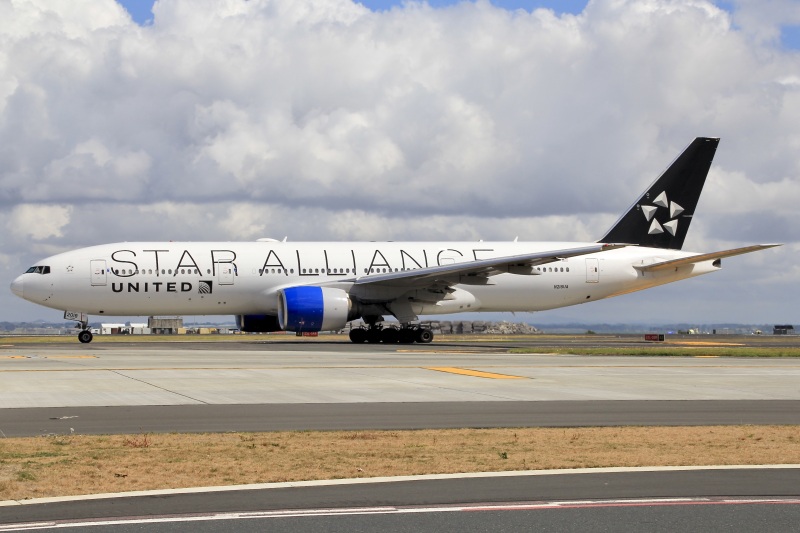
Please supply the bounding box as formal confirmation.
[1,0,798,322]
[7,204,73,240]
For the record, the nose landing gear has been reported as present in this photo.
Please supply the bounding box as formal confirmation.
[70,313,93,344]
[78,329,93,344]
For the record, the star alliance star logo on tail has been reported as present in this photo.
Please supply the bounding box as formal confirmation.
[640,191,683,236]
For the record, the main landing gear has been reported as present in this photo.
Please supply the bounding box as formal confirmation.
[349,324,433,344]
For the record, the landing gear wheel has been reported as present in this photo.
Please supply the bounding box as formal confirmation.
[366,328,382,344]
[381,327,399,344]
[78,330,93,344]
[416,328,433,344]
[349,328,367,343]
[399,328,416,344]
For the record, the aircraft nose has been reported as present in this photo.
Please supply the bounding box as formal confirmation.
[10,275,24,298]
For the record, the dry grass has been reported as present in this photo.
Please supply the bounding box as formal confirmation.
[1,426,798,501]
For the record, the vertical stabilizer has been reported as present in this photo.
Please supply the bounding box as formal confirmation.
[600,137,719,250]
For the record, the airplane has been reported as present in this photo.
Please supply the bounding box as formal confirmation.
[10,137,778,344]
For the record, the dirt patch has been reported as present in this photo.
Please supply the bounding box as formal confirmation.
[1,426,798,501]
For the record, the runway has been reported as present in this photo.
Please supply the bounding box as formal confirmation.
[2,340,799,409]
[2,339,800,436]
[2,338,799,530]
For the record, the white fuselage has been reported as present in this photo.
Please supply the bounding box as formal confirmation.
[12,241,719,319]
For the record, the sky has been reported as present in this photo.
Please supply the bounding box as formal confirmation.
[1,0,799,326]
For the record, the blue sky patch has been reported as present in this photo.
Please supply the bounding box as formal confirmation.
[783,26,800,50]
[118,0,590,25]
[358,0,589,14]
[118,0,798,50]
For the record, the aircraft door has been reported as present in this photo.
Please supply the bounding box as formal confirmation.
[218,264,235,285]
[585,258,599,283]
[91,260,107,286]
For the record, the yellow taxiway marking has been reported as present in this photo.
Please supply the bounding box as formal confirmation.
[45,355,98,359]
[426,367,527,379]
[397,350,503,354]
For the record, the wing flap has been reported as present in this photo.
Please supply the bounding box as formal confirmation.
[633,244,780,272]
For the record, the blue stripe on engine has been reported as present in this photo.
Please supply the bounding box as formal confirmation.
[283,286,324,332]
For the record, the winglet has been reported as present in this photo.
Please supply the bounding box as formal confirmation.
[600,137,720,250]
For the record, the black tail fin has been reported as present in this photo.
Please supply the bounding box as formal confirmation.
[600,137,719,250]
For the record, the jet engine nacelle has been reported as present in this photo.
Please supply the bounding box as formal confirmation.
[236,314,282,333]
[278,286,352,332]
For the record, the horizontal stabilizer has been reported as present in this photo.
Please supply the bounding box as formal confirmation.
[633,244,781,273]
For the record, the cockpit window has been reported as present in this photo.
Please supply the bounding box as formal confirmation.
[24,266,51,274]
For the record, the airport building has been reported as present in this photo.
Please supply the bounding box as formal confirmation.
[148,316,184,335]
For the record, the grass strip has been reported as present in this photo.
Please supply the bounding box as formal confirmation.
[1,426,798,501]
[4,334,800,357]
[509,346,800,357]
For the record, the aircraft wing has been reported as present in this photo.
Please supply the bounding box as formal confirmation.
[632,244,781,273]
[321,243,626,323]
[350,243,626,289]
